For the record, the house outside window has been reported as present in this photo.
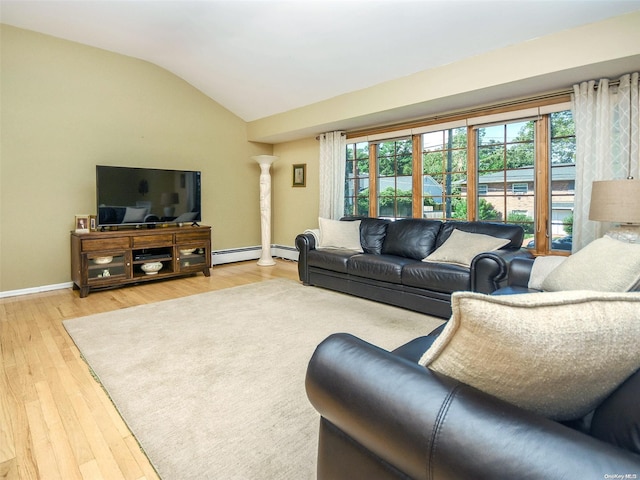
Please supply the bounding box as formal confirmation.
[343,102,575,254]
[475,119,536,230]
[512,183,529,194]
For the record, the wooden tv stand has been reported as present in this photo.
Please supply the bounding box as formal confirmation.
[71,225,211,297]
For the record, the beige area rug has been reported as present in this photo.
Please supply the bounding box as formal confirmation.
[63,279,443,480]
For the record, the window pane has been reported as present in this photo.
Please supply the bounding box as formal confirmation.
[421,128,468,221]
[344,141,370,217]
[506,142,534,168]
[478,145,504,172]
[479,125,504,145]
[378,156,395,176]
[549,111,575,252]
[423,152,443,175]
[477,119,535,226]
[376,139,413,218]
[345,178,355,197]
[450,196,467,219]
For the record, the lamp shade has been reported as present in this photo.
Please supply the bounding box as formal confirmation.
[589,180,640,224]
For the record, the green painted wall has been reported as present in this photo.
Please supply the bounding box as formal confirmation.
[0,25,271,292]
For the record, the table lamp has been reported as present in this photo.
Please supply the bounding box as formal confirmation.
[589,179,640,243]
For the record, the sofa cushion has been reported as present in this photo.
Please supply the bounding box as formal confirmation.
[423,229,509,267]
[402,262,470,293]
[308,249,357,274]
[347,254,417,284]
[418,290,640,421]
[541,236,640,292]
[381,219,442,260]
[590,368,640,455]
[318,217,363,252]
[359,218,391,255]
[436,220,524,249]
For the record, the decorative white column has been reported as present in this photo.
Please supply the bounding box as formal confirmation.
[253,155,278,266]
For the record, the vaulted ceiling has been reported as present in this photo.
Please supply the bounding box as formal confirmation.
[3,0,640,125]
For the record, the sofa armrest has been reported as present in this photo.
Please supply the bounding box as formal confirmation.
[295,233,316,285]
[306,333,640,480]
[507,255,536,287]
[470,248,533,293]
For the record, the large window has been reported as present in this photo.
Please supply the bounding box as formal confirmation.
[344,102,575,254]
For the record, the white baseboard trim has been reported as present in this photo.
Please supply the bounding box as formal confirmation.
[1,245,299,298]
[211,245,298,265]
[0,281,74,299]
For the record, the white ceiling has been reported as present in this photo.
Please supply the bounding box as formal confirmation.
[2,0,640,122]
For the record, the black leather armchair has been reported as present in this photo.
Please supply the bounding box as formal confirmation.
[306,332,640,480]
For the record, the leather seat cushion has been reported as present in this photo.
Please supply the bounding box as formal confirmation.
[347,254,418,284]
[402,262,470,293]
[308,249,358,274]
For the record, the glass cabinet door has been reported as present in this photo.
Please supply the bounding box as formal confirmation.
[177,246,207,271]
[86,253,129,283]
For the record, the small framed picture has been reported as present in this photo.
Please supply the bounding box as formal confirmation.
[89,215,97,231]
[75,214,90,233]
[292,164,306,187]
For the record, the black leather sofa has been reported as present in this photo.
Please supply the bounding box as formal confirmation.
[296,218,529,318]
[306,332,640,480]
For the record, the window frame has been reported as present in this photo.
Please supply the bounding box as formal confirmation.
[345,97,574,255]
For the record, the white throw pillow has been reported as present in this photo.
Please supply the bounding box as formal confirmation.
[422,229,509,267]
[541,236,640,292]
[317,218,363,252]
[419,290,640,420]
[527,256,566,290]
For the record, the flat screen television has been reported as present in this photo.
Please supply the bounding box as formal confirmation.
[96,165,201,228]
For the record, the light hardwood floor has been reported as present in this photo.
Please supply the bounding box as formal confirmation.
[0,259,300,480]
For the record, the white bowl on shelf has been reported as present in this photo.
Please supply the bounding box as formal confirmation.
[94,256,113,264]
[179,248,197,255]
[141,261,163,275]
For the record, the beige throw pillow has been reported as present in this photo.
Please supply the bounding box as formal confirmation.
[318,218,363,252]
[419,290,640,420]
[423,229,509,267]
[541,236,640,292]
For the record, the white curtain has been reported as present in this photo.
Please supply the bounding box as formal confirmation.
[571,72,639,251]
[318,131,346,219]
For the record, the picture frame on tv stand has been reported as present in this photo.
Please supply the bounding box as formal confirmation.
[75,214,90,233]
